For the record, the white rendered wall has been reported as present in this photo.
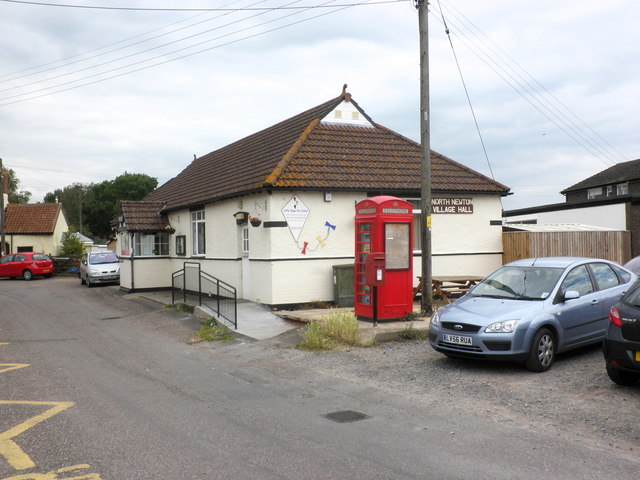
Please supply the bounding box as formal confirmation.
[506,203,627,230]
[122,192,505,304]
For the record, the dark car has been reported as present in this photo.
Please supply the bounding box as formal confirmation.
[0,252,54,280]
[603,280,640,385]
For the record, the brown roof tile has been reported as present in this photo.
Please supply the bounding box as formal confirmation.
[5,203,62,234]
[146,93,509,211]
[120,200,168,232]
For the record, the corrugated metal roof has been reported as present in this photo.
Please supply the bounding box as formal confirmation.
[504,223,621,232]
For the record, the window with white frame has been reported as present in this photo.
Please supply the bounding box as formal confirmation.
[617,182,629,195]
[120,232,131,256]
[134,232,168,256]
[191,210,206,255]
[242,226,249,256]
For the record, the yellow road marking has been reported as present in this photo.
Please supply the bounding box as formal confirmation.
[0,463,102,479]
[0,401,75,471]
[0,343,9,346]
[0,365,30,374]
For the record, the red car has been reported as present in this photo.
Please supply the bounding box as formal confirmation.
[0,252,54,280]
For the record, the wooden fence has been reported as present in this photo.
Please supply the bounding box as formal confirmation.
[502,231,631,265]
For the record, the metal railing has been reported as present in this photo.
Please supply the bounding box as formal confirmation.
[171,262,237,329]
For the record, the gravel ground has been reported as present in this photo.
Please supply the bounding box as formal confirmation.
[238,329,640,459]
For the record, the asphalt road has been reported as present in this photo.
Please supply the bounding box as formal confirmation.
[1,276,639,479]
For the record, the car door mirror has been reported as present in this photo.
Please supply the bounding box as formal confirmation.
[563,290,580,300]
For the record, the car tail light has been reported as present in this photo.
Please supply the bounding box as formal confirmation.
[609,306,622,327]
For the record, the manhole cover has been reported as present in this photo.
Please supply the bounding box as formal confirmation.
[323,410,371,423]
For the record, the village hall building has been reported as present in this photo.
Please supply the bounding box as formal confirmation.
[116,88,510,306]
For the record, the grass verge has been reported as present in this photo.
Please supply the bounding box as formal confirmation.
[296,310,363,350]
[189,319,235,343]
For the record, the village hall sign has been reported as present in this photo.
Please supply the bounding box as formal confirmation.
[431,198,473,214]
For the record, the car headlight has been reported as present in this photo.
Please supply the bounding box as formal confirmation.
[485,319,518,333]
[430,310,441,327]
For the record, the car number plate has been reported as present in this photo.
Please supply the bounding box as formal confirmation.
[443,333,473,346]
[635,351,640,362]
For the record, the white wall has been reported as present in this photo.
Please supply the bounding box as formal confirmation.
[506,203,627,230]
[122,192,505,305]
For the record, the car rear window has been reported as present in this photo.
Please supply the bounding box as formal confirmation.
[32,254,50,261]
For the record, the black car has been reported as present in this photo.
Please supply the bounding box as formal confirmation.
[603,279,640,386]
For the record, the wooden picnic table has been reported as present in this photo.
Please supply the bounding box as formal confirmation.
[413,275,484,304]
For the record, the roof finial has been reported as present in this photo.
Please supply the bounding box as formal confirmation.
[342,83,351,102]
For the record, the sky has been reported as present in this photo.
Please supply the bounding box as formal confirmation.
[0,0,638,212]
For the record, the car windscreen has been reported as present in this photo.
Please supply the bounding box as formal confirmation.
[470,266,564,300]
[32,254,50,261]
[89,252,119,264]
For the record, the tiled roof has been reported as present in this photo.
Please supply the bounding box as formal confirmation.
[146,92,509,211]
[562,158,640,193]
[120,200,168,232]
[5,203,62,234]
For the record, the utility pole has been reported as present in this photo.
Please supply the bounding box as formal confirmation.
[0,158,6,257]
[417,0,434,314]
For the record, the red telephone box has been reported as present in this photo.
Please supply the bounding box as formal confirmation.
[354,196,414,320]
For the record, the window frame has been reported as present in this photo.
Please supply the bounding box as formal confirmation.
[191,210,206,256]
[175,235,186,256]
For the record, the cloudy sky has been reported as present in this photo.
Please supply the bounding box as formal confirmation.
[1,0,638,211]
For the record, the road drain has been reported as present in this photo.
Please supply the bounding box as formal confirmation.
[100,316,122,321]
[323,410,371,423]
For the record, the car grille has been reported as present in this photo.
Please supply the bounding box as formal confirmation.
[441,322,481,333]
[437,341,483,353]
[484,341,512,351]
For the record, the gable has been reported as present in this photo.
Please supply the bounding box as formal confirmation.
[146,89,510,212]
[5,203,62,234]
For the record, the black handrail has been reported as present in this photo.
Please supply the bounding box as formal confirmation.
[171,262,237,329]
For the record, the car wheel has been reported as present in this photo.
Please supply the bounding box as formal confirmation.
[606,364,640,386]
[80,274,86,285]
[22,270,33,281]
[86,277,93,288]
[525,328,555,372]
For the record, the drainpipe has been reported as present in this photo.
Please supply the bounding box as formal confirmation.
[130,232,135,291]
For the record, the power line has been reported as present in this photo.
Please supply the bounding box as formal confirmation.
[0,0,298,94]
[434,0,625,167]
[0,0,384,106]
[0,0,400,11]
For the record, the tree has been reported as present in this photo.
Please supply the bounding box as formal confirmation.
[59,228,85,257]
[44,183,88,233]
[43,172,158,241]
[83,172,158,240]
[5,169,31,203]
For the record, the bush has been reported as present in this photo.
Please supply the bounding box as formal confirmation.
[60,229,85,257]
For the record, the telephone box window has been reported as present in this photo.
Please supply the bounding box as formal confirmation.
[385,223,410,269]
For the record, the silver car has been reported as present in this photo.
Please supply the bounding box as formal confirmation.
[79,251,120,287]
[429,257,636,371]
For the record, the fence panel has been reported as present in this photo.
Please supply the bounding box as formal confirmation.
[503,231,631,265]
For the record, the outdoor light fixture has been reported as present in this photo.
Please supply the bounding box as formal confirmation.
[234,211,249,225]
